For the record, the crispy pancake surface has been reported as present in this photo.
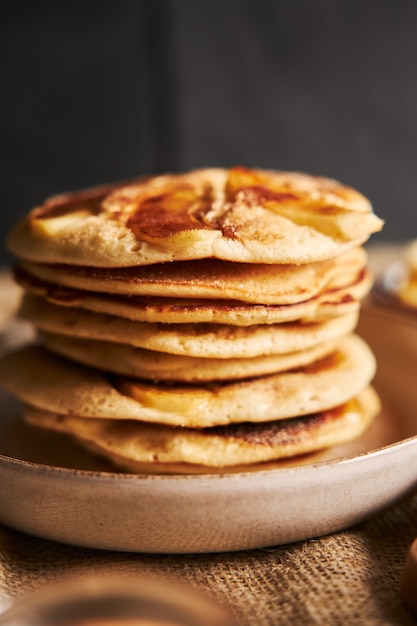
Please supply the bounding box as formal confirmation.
[20,295,358,358]
[23,386,380,470]
[0,336,375,428]
[8,167,383,266]
[40,331,340,382]
[14,264,372,325]
[18,246,367,305]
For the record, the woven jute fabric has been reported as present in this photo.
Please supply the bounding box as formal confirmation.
[1,492,417,625]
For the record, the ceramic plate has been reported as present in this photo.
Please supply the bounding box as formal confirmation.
[1,304,417,554]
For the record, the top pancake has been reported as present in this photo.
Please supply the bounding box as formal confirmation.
[8,166,383,267]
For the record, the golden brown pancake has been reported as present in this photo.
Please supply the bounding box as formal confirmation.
[8,167,383,267]
[23,385,380,470]
[40,331,340,382]
[396,282,417,308]
[403,239,417,274]
[18,245,367,305]
[389,240,417,309]
[1,166,383,475]
[20,295,358,358]
[14,264,373,325]
[0,336,376,427]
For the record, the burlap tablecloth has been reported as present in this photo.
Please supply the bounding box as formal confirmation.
[0,493,417,625]
[1,245,417,625]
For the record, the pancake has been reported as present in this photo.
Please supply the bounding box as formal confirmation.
[20,295,358,358]
[23,385,380,469]
[18,245,367,305]
[396,280,417,309]
[117,335,375,427]
[0,335,376,427]
[14,264,373,325]
[2,165,382,475]
[403,239,417,274]
[40,331,340,382]
[391,240,417,309]
[8,167,383,267]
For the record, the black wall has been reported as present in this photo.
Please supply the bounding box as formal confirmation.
[2,0,417,263]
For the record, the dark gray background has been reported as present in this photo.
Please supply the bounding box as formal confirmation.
[1,0,417,264]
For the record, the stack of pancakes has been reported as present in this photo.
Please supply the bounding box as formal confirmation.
[0,166,384,473]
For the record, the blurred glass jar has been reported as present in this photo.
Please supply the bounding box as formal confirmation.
[0,575,238,626]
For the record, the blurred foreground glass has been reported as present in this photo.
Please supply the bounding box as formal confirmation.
[0,575,238,626]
